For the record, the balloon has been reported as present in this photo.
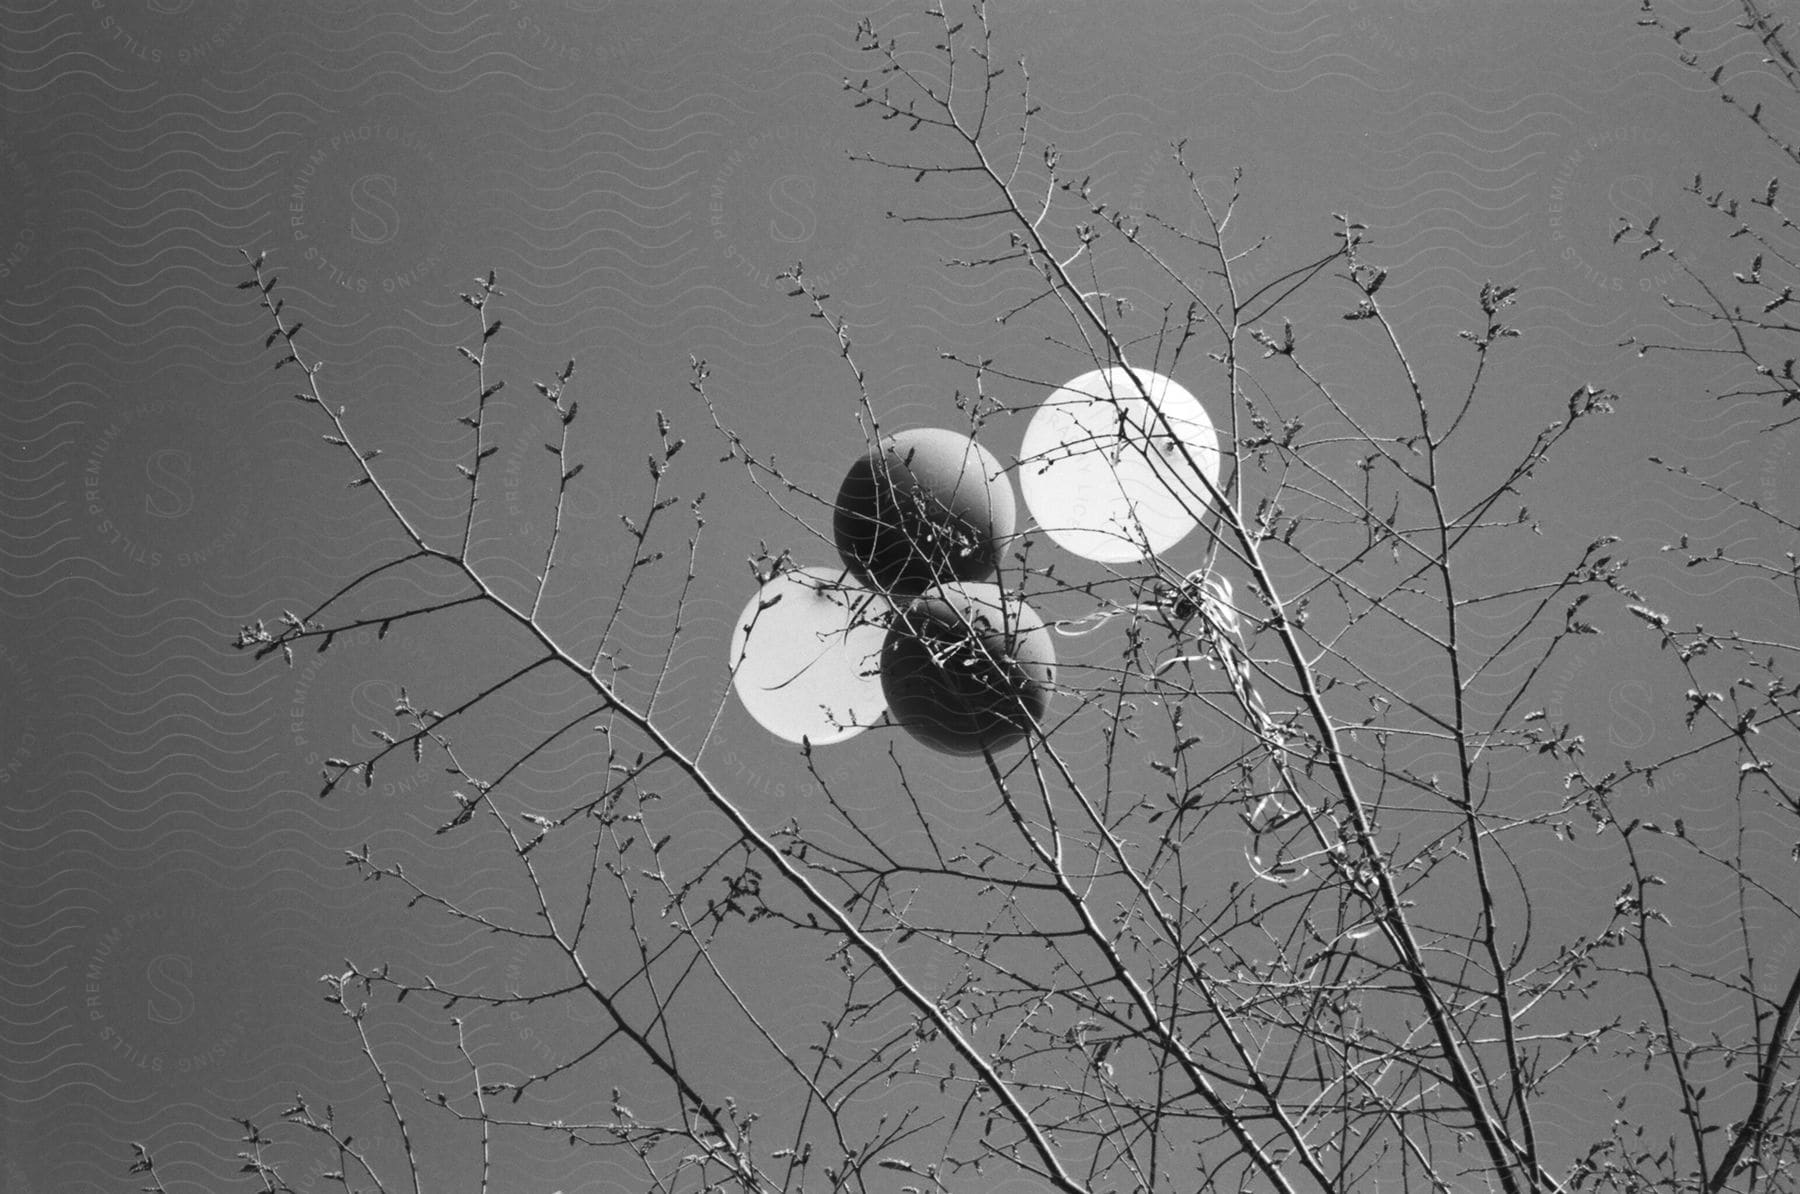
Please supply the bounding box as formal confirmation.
[832,428,1017,597]
[880,582,1055,756]
[1018,366,1221,562]
[729,566,888,745]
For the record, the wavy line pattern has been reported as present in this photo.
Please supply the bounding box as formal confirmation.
[2,0,1791,1188]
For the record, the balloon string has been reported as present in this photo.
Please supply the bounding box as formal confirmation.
[1208,609,1331,887]
[1051,608,1124,636]
[1052,600,1182,637]
[1136,573,1317,886]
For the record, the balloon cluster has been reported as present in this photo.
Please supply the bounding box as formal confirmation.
[730,366,1222,758]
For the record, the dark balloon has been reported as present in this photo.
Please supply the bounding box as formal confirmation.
[832,428,1016,596]
[880,583,1055,756]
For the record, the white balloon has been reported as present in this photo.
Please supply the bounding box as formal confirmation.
[1019,367,1221,562]
[729,566,888,745]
